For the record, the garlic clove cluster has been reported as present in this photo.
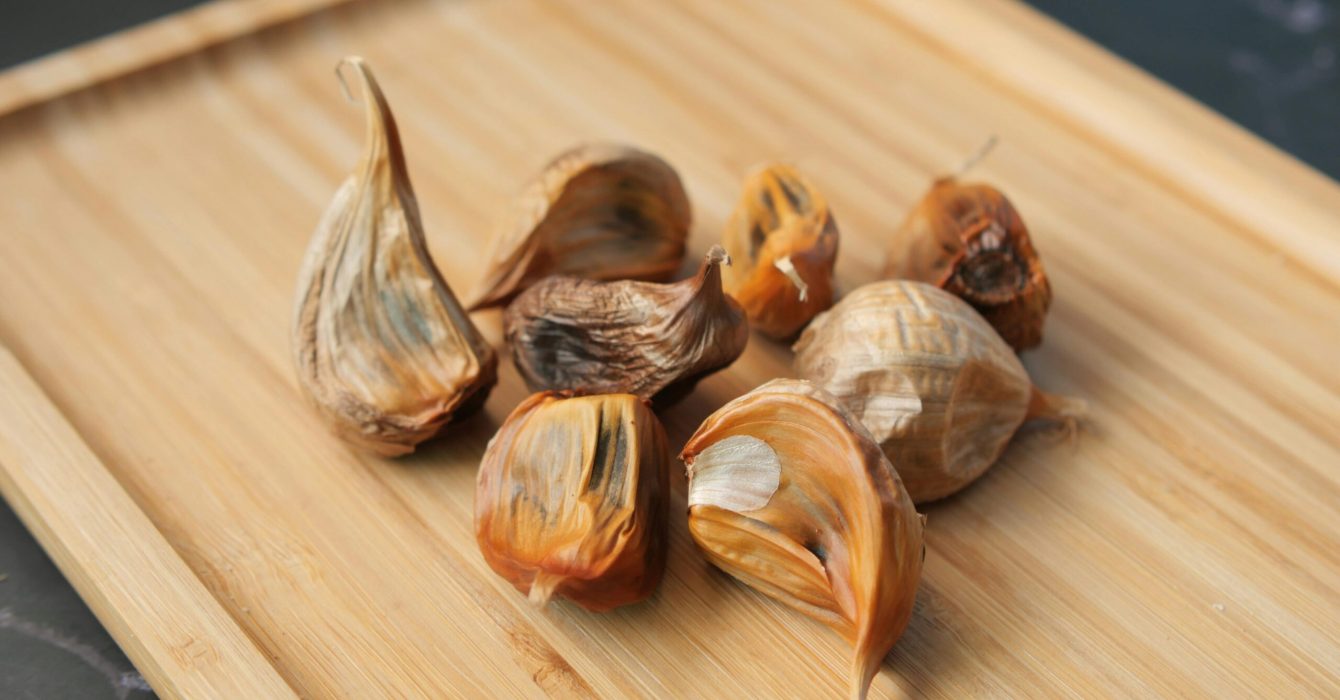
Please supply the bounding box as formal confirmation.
[503,246,749,403]
[468,143,691,310]
[794,280,1079,503]
[884,178,1051,351]
[722,164,839,339]
[475,391,670,612]
[291,57,497,456]
[681,379,924,700]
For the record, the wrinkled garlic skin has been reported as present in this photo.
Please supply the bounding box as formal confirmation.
[794,280,1036,503]
[681,379,923,700]
[722,164,839,339]
[468,143,691,310]
[291,58,497,456]
[475,392,669,611]
[504,246,749,403]
[884,179,1051,351]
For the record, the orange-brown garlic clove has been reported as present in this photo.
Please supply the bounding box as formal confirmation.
[291,57,497,456]
[467,143,691,310]
[681,379,924,700]
[793,281,1081,503]
[504,246,749,403]
[883,178,1051,351]
[722,164,839,339]
[475,392,669,611]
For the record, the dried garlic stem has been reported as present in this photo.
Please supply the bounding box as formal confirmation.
[952,134,999,178]
[528,572,564,609]
[1026,387,1087,422]
[772,255,810,302]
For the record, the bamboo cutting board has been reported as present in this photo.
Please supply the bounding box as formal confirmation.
[2,0,1339,697]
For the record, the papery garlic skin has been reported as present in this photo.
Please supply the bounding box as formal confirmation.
[475,392,669,612]
[292,57,497,456]
[504,246,748,403]
[722,164,839,339]
[468,143,690,310]
[793,281,1034,503]
[682,379,923,700]
[884,179,1051,351]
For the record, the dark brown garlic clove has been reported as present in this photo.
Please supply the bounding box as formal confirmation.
[467,143,691,310]
[504,246,749,403]
[291,57,497,456]
[475,391,669,611]
[722,164,839,339]
[884,169,1051,351]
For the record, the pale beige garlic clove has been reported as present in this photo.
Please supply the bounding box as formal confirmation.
[722,163,839,339]
[467,143,691,310]
[475,391,669,611]
[291,57,497,456]
[503,246,749,403]
[681,379,924,700]
[793,280,1081,503]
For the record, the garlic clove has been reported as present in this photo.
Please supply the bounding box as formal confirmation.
[503,245,749,403]
[468,143,691,310]
[291,57,497,456]
[883,178,1051,351]
[474,391,669,612]
[681,379,924,700]
[722,164,839,339]
[793,280,1080,502]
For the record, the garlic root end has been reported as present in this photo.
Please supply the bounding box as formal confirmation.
[1025,386,1086,440]
[528,573,563,609]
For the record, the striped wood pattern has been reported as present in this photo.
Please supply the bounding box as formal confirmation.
[0,0,1337,696]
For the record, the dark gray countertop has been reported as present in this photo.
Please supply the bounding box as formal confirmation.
[1,2,1336,698]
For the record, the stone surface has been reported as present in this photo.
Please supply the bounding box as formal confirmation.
[0,504,154,699]
[1027,0,1340,178]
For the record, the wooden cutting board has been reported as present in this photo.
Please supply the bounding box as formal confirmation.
[1,0,1338,697]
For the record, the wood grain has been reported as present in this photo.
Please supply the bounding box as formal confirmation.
[0,348,297,699]
[0,0,1337,696]
[0,0,350,117]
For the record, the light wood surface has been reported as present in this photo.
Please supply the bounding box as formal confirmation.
[0,0,349,117]
[1,0,1338,696]
[0,348,297,699]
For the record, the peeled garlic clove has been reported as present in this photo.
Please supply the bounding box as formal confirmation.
[291,57,497,456]
[467,143,691,310]
[475,391,669,611]
[793,280,1081,503]
[681,379,924,700]
[504,245,749,403]
[884,178,1051,351]
[722,164,839,339]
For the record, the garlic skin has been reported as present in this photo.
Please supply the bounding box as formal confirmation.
[681,379,923,700]
[504,246,748,403]
[884,179,1051,351]
[794,280,1079,503]
[291,57,497,456]
[722,164,839,339]
[468,143,690,310]
[475,392,669,612]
